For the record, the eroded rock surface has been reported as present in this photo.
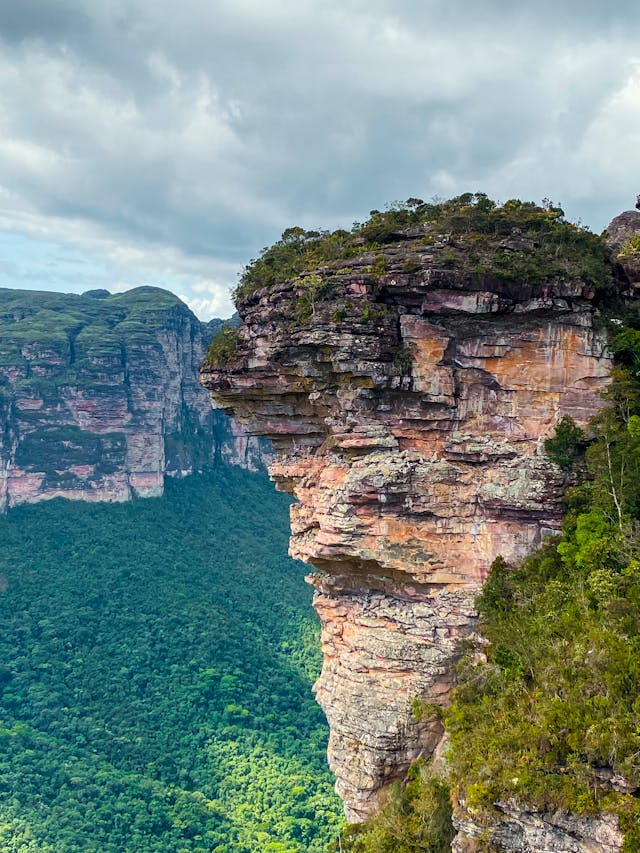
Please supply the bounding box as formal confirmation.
[452,799,624,852]
[202,226,616,822]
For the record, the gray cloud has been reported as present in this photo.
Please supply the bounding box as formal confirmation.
[0,1,639,316]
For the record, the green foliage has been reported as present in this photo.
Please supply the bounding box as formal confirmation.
[372,255,387,281]
[368,313,640,848]
[14,426,126,476]
[447,530,640,823]
[332,308,347,323]
[0,468,342,851]
[204,325,241,367]
[544,415,587,469]
[411,700,444,723]
[336,764,454,853]
[233,195,613,305]
[475,554,513,614]
[358,204,416,244]
[609,326,640,379]
[401,258,420,275]
[0,286,201,409]
[358,305,387,325]
[233,228,350,303]
[619,235,640,258]
[295,274,335,324]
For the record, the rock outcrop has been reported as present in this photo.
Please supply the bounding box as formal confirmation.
[0,286,265,510]
[452,799,624,852]
[201,205,620,823]
[606,210,640,290]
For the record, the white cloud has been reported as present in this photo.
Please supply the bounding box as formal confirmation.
[179,289,235,322]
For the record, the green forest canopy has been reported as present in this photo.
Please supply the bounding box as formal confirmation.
[0,466,342,852]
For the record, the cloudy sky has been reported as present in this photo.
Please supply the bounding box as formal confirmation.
[0,0,638,319]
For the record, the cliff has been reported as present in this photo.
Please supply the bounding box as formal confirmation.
[0,286,265,510]
[201,196,636,844]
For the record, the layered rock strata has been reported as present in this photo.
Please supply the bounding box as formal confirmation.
[452,800,624,852]
[0,286,265,510]
[202,225,616,822]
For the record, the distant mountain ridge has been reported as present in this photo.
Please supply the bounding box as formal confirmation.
[0,285,266,510]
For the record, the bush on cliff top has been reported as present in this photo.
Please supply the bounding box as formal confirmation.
[233,194,612,304]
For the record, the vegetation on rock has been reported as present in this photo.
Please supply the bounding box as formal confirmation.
[0,284,245,504]
[232,194,613,306]
[0,285,192,376]
[620,235,640,258]
[204,324,241,367]
[544,415,588,469]
[336,764,454,853]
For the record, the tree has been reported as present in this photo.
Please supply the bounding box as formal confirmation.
[544,415,587,469]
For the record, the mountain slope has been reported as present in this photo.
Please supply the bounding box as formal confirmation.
[0,286,265,510]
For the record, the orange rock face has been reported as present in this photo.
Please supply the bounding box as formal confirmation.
[202,237,614,820]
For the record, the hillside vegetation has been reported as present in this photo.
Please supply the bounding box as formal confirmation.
[0,285,191,366]
[0,467,342,852]
[445,315,640,850]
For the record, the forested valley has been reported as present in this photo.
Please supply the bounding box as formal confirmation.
[0,466,342,852]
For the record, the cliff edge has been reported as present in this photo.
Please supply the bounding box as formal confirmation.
[201,196,628,827]
[0,286,266,510]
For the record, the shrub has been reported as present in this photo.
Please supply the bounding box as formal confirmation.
[544,415,587,469]
[233,194,613,310]
[358,305,387,325]
[295,274,335,323]
[333,307,347,323]
[620,235,640,258]
[336,763,454,853]
[445,316,640,846]
[392,344,413,373]
[402,257,421,274]
[205,325,240,367]
[372,255,387,281]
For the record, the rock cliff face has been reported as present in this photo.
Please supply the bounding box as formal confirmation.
[0,286,265,510]
[201,205,620,825]
[451,800,624,853]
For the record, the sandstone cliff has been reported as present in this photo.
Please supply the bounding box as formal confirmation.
[0,286,265,510]
[201,196,631,843]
